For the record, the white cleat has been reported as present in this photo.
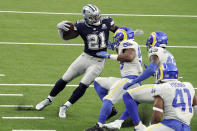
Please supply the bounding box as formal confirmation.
[35,98,52,111]
[104,120,123,130]
[59,105,68,118]
[134,121,147,131]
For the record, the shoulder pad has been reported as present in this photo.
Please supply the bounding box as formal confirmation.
[102,16,112,20]
[76,20,85,24]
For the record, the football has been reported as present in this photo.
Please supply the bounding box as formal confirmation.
[62,22,78,40]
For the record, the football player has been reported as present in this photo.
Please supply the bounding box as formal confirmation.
[104,31,177,130]
[35,4,119,118]
[84,27,143,131]
[145,63,197,131]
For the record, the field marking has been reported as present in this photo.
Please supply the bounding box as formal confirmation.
[2,117,44,119]
[0,42,197,49]
[0,83,94,87]
[12,129,56,131]
[0,74,5,77]
[0,105,33,107]
[0,10,197,18]
[0,94,23,96]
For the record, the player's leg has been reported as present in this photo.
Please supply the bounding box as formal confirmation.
[123,92,147,131]
[86,78,130,131]
[59,55,105,118]
[104,84,155,130]
[36,53,85,111]
[94,77,120,101]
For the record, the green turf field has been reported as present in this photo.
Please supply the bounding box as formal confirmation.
[0,0,197,131]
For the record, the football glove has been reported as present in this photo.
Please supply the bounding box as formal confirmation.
[96,51,111,58]
[134,29,144,36]
[57,21,71,32]
[144,64,148,69]
[107,41,115,50]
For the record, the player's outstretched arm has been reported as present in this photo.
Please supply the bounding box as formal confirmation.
[193,95,197,114]
[151,96,164,124]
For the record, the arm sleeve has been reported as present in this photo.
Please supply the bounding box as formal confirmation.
[132,62,158,84]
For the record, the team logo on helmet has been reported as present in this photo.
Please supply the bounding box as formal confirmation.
[146,31,168,49]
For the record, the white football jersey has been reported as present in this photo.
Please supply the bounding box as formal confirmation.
[152,80,195,125]
[148,47,176,82]
[117,39,143,77]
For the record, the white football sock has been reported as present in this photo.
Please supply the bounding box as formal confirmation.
[64,101,72,108]
[47,95,55,101]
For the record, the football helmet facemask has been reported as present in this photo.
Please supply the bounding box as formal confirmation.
[146,31,168,49]
[82,4,101,26]
[112,27,134,48]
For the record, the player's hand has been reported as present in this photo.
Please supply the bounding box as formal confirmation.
[96,51,111,58]
[57,21,71,32]
[123,80,136,90]
[144,64,148,69]
[134,29,144,36]
[107,41,115,50]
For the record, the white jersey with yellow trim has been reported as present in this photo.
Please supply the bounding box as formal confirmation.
[118,39,143,77]
[148,47,176,82]
[152,80,195,125]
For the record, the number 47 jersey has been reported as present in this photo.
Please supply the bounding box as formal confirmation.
[152,80,195,125]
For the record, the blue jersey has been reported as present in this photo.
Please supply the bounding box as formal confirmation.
[74,17,114,57]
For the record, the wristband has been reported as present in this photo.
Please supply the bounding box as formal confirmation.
[153,107,163,113]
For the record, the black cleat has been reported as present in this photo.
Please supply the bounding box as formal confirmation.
[107,106,118,120]
[84,123,104,131]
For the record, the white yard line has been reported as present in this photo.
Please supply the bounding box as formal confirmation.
[0,83,94,87]
[0,42,197,49]
[0,74,5,77]
[0,10,197,18]
[12,129,56,131]
[0,105,33,107]
[2,117,44,119]
[0,94,23,96]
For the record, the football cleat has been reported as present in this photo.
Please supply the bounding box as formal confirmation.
[107,106,118,120]
[134,122,147,131]
[35,98,52,111]
[104,119,123,130]
[84,123,104,131]
[59,105,68,118]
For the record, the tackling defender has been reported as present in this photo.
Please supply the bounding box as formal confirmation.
[104,31,177,130]
[145,64,197,131]
[85,27,143,131]
[36,4,119,118]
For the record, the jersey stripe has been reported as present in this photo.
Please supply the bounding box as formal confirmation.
[105,79,129,99]
[147,123,163,131]
[128,84,155,93]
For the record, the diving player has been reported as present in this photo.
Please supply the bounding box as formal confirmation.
[104,31,176,130]
[35,4,119,118]
[84,27,143,131]
[145,64,197,131]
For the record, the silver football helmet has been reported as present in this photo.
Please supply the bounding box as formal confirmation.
[82,4,101,26]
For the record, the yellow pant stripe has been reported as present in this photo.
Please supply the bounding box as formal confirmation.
[128,84,155,93]
[147,123,163,131]
[105,79,129,99]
